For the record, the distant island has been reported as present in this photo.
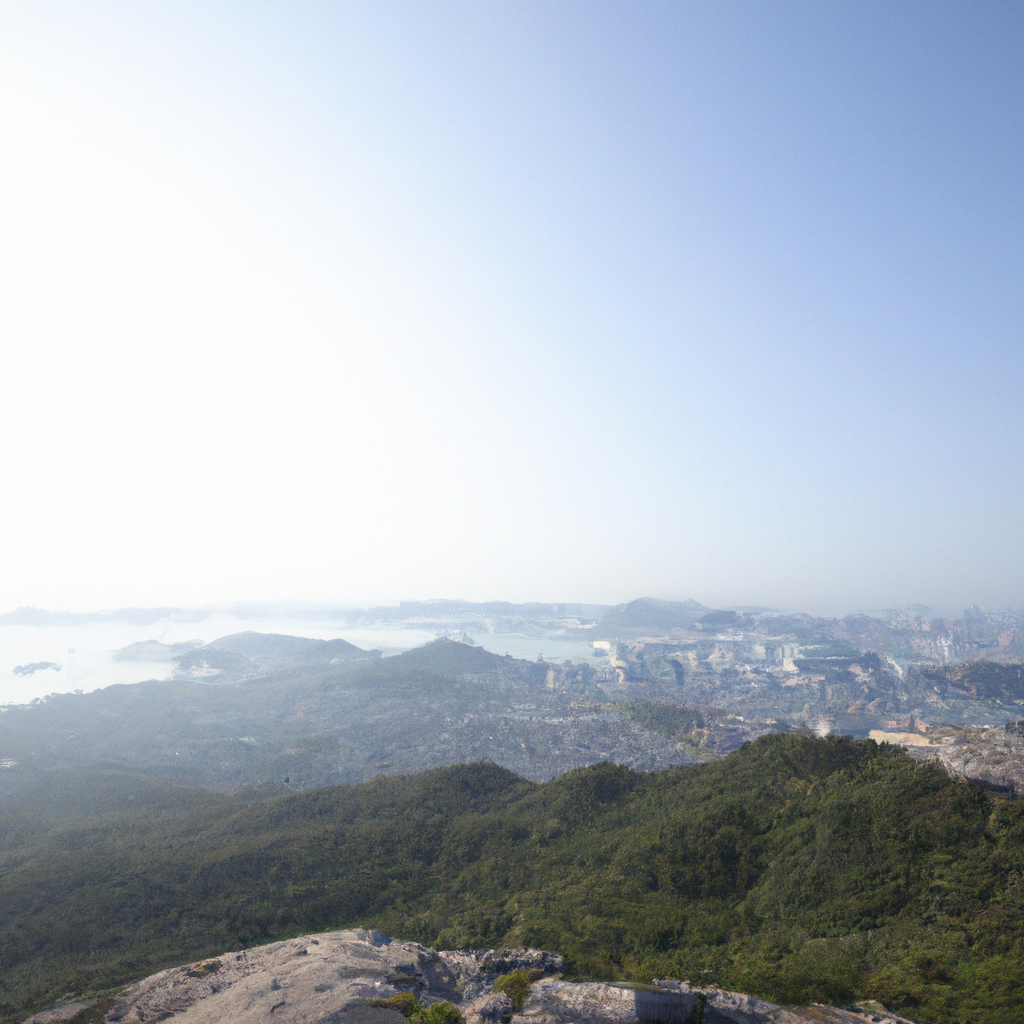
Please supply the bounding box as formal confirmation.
[12,661,60,676]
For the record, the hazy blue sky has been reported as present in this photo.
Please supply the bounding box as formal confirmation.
[1,1,1021,615]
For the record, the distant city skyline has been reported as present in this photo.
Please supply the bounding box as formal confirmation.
[1,2,1021,616]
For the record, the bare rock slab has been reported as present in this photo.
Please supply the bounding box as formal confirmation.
[24,930,917,1024]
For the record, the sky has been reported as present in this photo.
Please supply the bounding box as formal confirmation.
[0,1,1021,617]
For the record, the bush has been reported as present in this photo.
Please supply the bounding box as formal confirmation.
[371,994,421,1018]
[371,995,463,1024]
[422,1002,464,1024]
[491,972,531,1010]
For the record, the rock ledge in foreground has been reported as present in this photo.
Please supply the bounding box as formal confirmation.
[22,929,918,1024]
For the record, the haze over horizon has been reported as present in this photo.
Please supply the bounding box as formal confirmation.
[0,595,1003,622]
[2,2,1022,617]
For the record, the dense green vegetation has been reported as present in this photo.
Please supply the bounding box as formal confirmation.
[2,735,1023,1024]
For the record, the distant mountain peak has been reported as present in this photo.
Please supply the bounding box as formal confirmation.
[208,632,365,659]
[389,638,509,674]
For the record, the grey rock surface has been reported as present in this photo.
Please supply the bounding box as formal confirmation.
[21,1002,93,1024]
[471,993,514,1023]
[438,949,566,1003]
[102,931,446,1024]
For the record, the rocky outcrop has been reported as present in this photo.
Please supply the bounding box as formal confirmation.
[23,929,918,1024]
[515,980,695,1024]
[21,1003,93,1024]
[470,993,515,1023]
[101,930,458,1024]
[437,949,566,1004]
[92,931,567,1024]
[928,728,1024,794]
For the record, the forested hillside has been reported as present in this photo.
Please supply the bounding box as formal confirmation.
[1,735,1023,1024]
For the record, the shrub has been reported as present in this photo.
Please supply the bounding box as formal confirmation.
[492,971,531,1010]
[422,1002,463,1024]
[371,995,463,1024]
[371,994,421,1018]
